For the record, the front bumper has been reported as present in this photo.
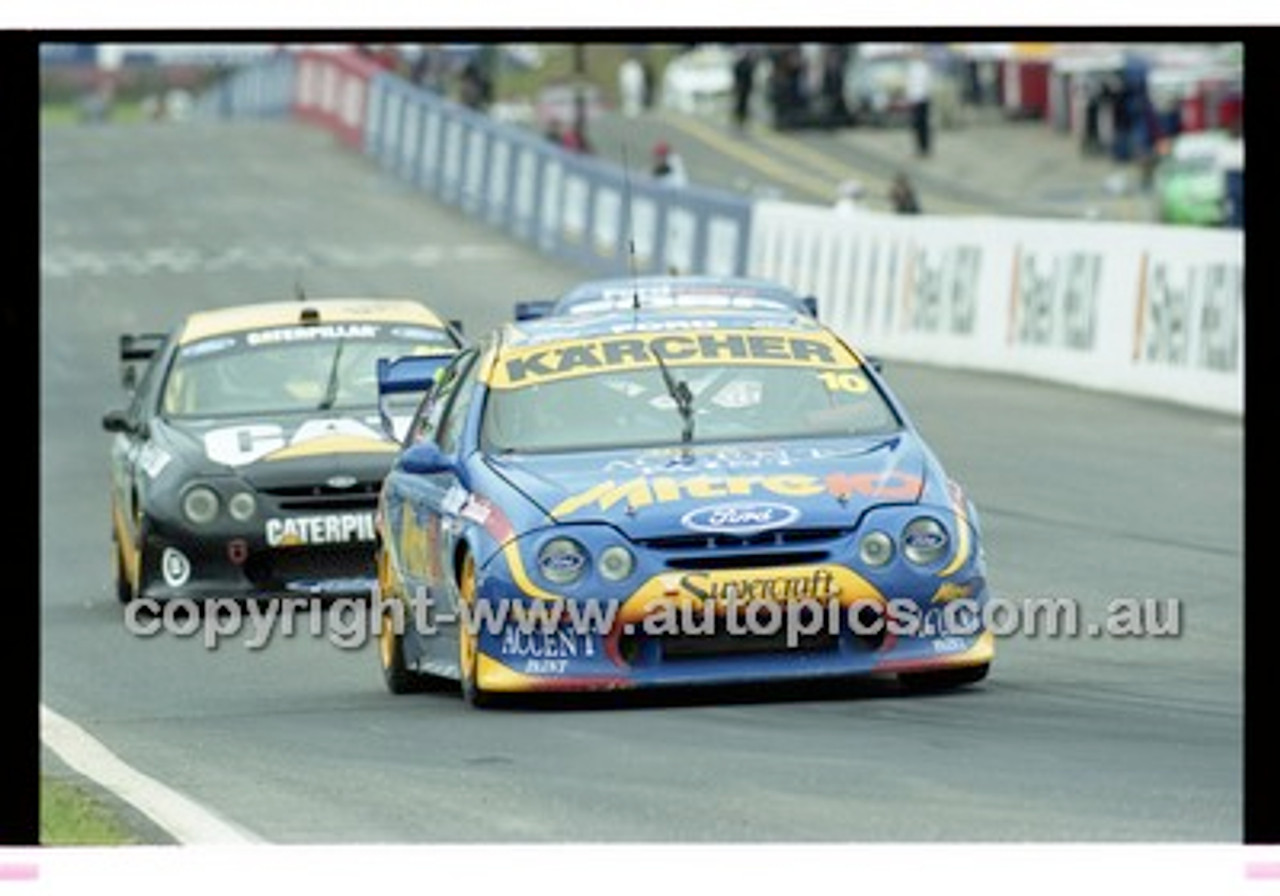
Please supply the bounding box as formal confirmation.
[469,568,995,694]
[135,510,379,601]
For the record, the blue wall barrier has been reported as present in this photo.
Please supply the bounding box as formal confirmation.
[196,53,296,120]
[200,55,753,281]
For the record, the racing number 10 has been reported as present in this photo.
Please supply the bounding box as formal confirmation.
[817,371,869,393]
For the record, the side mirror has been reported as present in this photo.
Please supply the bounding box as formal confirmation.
[102,409,133,434]
[121,365,138,391]
[376,354,452,440]
[398,441,454,475]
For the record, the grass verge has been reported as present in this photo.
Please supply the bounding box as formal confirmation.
[40,775,141,846]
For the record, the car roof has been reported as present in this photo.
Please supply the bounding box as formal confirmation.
[553,275,815,316]
[176,298,449,344]
[501,306,827,349]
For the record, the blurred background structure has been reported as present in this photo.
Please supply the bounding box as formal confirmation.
[40,40,1244,228]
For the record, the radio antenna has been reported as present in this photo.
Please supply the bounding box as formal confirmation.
[621,144,640,322]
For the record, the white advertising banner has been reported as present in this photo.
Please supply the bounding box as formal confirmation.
[748,202,1243,415]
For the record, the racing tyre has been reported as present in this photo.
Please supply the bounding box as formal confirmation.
[112,529,136,604]
[378,607,431,695]
[899,663,990,693]
[457,553,492,708]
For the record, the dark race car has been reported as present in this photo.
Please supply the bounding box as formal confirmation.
[514,274,820,321]
[102,298,462,604]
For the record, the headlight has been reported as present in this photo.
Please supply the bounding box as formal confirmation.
[537,538,588,586]
[598,545,635,582]
[858,530,895,567]
[902,517,949,566]
[227,491,257,522]
[181,485,220,525]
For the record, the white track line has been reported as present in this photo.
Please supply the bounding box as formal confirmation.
[40,704,264,844]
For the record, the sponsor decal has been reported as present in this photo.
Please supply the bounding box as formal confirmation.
[500,629,596,660]
[203,418,387,466]
[440,485,493,525]
[161,547,192,588]
[389,325,450,343]
[677,568,841,605]
[137,443,172,479]
[245,323,380,346]
[601,443,864,475]
[931,636,969,654]
[491,330,844,388]
[178,336,237,359]
[552,471,923,517]
[931,581,974,603]
[680,502,801,535]
[265,512,376,547]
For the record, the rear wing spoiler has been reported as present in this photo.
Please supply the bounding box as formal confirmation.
[118,332,167,389]
[375,354,454,441]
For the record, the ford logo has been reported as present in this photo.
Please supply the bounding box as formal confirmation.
[326,475,358,490]
[681,502,801,535]
[541,552,584,573]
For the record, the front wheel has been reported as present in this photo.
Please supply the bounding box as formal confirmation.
[899,663,990,693]
[457,553,492,708]
[112,529,136,604]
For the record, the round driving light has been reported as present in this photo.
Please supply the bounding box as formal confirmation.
[858,530,895,567]
[227,491,257,522]
[598,545,635,582]
[181,485,220,525]
[902,517,950,566]
[538,538,588,586]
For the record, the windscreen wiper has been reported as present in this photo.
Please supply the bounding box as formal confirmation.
[650,346,695,444]
[317,339,345,411]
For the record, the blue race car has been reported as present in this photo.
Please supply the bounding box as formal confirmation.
[374,303,992,706]
[514,274,819,321]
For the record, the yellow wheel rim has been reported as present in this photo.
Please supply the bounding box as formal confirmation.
[378,610,396,671]
[458,554,477,685]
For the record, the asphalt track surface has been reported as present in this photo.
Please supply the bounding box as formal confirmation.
[40,119,1243,843]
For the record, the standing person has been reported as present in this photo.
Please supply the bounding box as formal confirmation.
[889,172,922,214]
[562,124,593,154]
[641,56,657,110]
[732,46,757,131]
[906,47,933,157]
[651,141,688,187]
[618,53,646,118]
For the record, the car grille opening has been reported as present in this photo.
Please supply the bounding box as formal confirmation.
[636,528,846,551]
[634,527,848,571]
[620,625,840,664]
[243,543,376,590]
[257,481,382,512]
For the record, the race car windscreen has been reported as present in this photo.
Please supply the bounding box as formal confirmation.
[482,333,902,453]
[160,323,453,417]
